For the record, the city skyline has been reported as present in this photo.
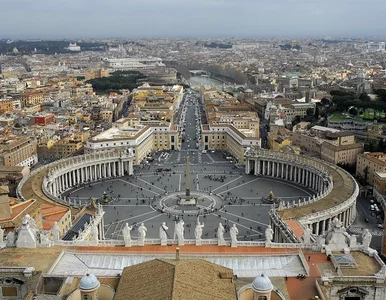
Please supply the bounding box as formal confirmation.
[1,0,386,39]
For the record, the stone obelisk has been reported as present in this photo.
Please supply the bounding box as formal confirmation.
[186,156,191,198]
[178,156,196,206]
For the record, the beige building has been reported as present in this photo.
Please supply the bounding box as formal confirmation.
[292,126,363,164]
[0,136,38,167]
[21,92,44,107]
[101,110,113,122]
[85,124,180,164]
[200,86,261,162]
[201,124,260,163]
[356,152,386,186]
[52,136,83,159]
[320,136,363,165]
[374,172,386,194]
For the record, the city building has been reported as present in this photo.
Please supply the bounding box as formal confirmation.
[21,92,44,107]
[52,136,84,159]
[0,136,38,167]
[320,132,364,165]
[200,86,261,161]
[0,98,14,113]
[292,126,363,164]
[34,113,55,126]
[85,124,179,164]
[356,152,386,186]
[67,43,81,51]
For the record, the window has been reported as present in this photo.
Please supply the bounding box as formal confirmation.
[82,295,92,300]
[257,296,267,300]
[2,287,18,297]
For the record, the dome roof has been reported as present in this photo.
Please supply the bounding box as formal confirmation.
[245,89,253,93]
[252,274,273,293]
[79,273,100,292]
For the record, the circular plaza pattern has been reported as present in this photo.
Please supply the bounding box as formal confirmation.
[57,155,314,241]
[17,147,358,244]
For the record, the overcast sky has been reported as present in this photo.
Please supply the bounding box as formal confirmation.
[1,0,386,38]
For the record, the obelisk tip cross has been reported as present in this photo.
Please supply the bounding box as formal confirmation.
[186,156,191,197]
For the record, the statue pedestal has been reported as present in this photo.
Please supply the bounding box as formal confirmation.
[265,242,272,248]
[195,239,202,246]
[160,239,167,246]
[0,242,6,249]
[16,227,37,248]
[231,241,237,248]
[178,198,197,206]
[124,241,132,247]
[138,240,144,247]
[218,239,225,246]
[178,240,184,246]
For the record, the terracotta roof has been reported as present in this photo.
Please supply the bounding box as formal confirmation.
[0,199,38,229]
[41,203,70,230]
[114,259,236,300]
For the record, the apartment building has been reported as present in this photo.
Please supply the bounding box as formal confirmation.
[201,124,260,163]
[21,92,44,107]
[84,124,180,164]
[321,139,364,165]
[0,136,38,167]
[52,137,83,159]
[356,152,386,186]
[0,99,14,113]
[292,126,363,164]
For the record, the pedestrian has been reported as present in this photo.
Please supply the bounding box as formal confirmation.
[308,256,311,261]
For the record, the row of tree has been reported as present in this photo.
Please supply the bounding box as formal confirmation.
[330,90,386,112]
[86,71,146,94]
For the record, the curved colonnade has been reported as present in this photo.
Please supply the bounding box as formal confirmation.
[17,150,135,208]
[245,149,359,243]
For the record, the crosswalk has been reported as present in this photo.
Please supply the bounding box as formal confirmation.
[348,226,384,236]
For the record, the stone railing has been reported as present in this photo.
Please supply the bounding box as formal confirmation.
[52,238,283,248]
[269,209,300,243]
[301,173,359,223]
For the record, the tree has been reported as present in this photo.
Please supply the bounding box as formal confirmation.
[359,92,370,102]
[348,106,358,116]
[321,98,331,106]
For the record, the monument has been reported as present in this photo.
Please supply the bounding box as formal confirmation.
[50,222,60,241]
[217,223,225,246]
[122,223,133,247]
[159,222,169,246]
[230,224,239,247]
[361,228,372,249]
[194,217,205,246]
[138,223,147,246]
[174,219,185,246]
[0,225,5,248]
[265,225,274,243]
[178,156,197,206]
[16,215,37,248]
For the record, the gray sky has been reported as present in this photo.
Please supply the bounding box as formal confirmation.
[1,0,386,38]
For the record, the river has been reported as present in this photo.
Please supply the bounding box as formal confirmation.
[188,76,224,89]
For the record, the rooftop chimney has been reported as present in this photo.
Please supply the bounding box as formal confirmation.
[176,247,180,261]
